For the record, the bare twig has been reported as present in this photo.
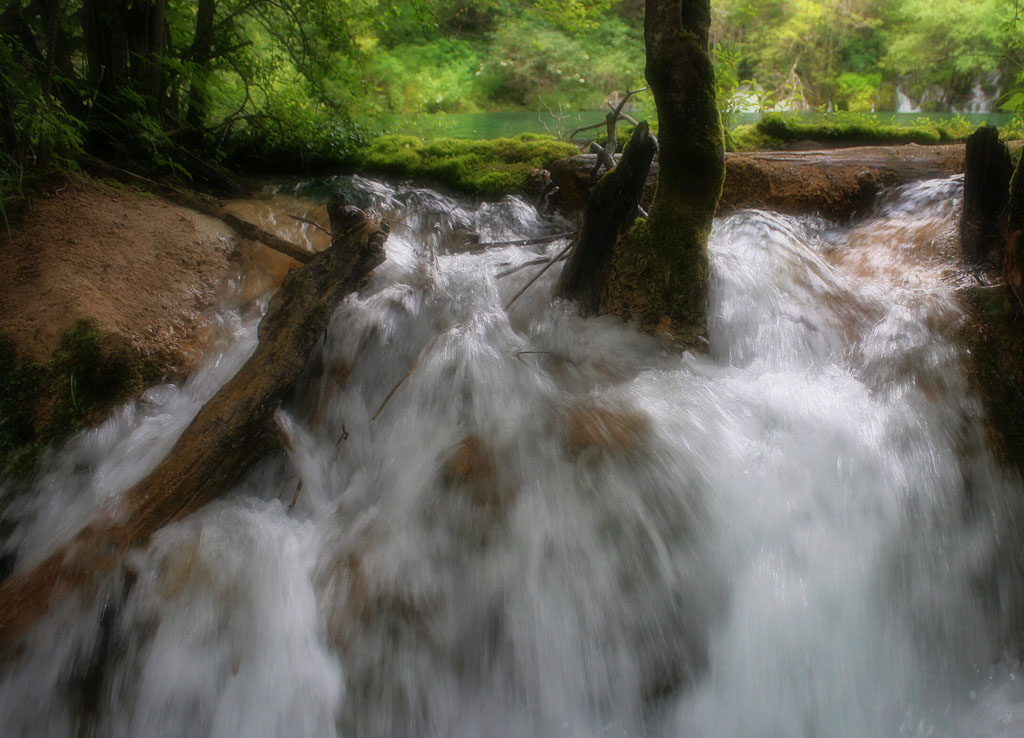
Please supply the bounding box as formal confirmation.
[568,120,608,140]
[504,241,575,309]
[289,214,332,236]
[514,350,553,366]
[287,479,303,513]
[372,335,440,421]
[473,232,574,250]
[496,252,570,278]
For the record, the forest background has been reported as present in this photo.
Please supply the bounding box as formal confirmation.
[3,0,1024,199]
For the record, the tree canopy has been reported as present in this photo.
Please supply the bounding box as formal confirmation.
[2,0,1024,193]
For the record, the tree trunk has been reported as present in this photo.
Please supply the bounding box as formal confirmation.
[126,0,167,117]
[0,198,387,642]
[185,0,216,131]
[557,121,657,314]
[961,125,1011,267]
[596,0,724,344]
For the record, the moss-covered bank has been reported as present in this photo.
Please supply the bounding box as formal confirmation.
[349,133,579,196]
[0,319,153,477]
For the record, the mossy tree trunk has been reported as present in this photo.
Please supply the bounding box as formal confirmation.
[596,0,725,344]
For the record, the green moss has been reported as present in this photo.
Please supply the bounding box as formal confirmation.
[600,215,711,345]
[0,319,145,478]
[757,113,944,146]
[725,113,977,151]
[726,124,785,152]
[351,133,578,196]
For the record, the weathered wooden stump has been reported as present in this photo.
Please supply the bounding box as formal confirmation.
[961,125,1012,267]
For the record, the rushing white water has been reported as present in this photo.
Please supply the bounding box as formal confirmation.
[2,174,1024,738]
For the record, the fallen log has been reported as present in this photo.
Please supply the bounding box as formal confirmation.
[0,196,387,642]
[79,154,313,264]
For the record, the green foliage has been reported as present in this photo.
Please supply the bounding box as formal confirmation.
[352,132,577,194]
[466,14,645,110]
[834,72,884,113]
[368,39,485,113]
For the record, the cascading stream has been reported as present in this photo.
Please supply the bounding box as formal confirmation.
[1,174,1023,738]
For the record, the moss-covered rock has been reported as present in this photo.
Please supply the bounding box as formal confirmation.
[958,285,1024,474]
[351,133,578,196]
[0,319,146,477]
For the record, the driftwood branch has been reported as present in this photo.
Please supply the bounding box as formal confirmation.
[0,196,388,642]
[289,214,332,237]
[79,155,314,264]
[505,240,575,310]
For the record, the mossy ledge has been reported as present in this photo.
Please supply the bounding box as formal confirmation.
[727,112,971,152]
[349,133,579,197]
[0,319,150,477]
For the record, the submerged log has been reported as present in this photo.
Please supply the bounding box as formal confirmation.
[0,196,387,642]
[557,122,657,314]
[961,126,1012,267]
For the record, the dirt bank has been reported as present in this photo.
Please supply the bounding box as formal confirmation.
[0,176,239,377]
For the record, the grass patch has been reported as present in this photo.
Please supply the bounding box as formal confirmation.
[0,319,145,477]
[350,132,579,196]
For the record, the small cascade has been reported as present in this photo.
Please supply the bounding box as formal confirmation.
[1,175,1023,738]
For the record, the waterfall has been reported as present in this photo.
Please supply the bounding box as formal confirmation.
[2,175,1023,738]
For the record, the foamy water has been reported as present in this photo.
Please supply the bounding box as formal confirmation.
[2,175,1023,738]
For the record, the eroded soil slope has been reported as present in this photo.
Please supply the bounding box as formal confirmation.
[0,177,239,377]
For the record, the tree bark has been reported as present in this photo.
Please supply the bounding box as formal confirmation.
[1004,150,1024,307]
[584,0,724,344]
[557,121,657,314]
[961,125,1011,267]
[0,198,387,642]
[185,0,216,131]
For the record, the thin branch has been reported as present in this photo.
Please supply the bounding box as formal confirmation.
[569,120,607,140]
[474,232,574,249]
[289,214,331,236]
[504,241,575,309]
[496,252,569,278]
[372,335,440,421]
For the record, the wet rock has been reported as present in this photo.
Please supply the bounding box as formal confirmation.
[562,403,651,458]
